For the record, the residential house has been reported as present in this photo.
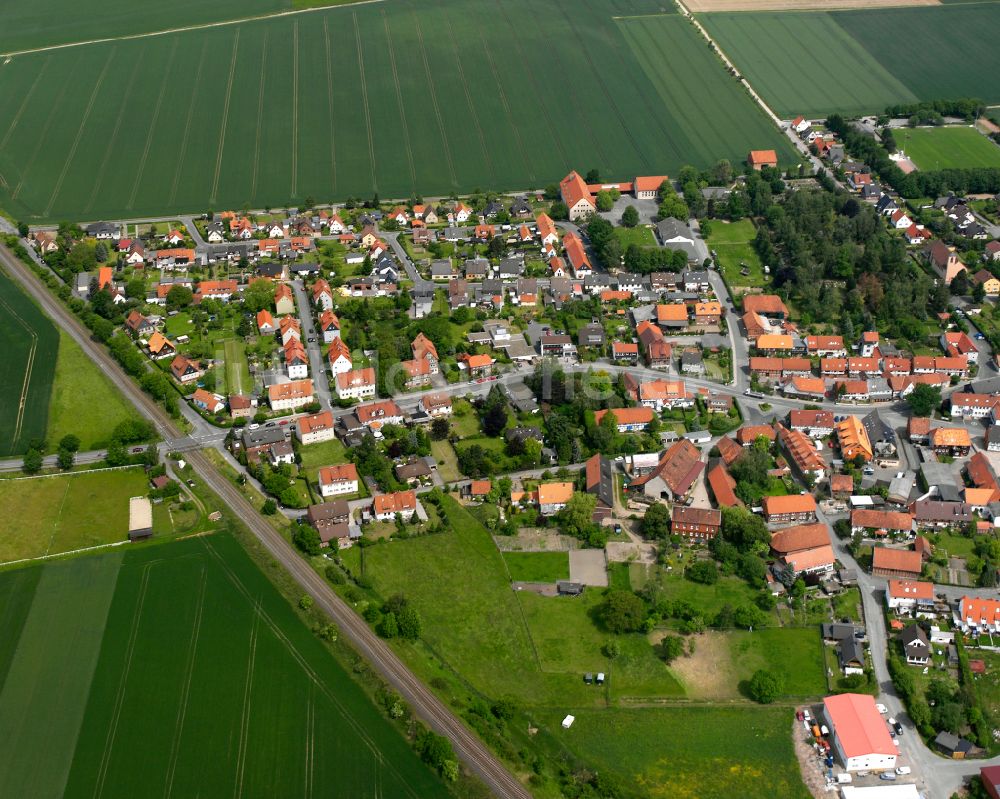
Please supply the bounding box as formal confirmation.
[560,171,596,220]
[355,400,404,433]
[743,294,789,320]
[420,392,452,418]
[312,279,334,310]
[371,490,418,522]
[707,463,742,508]
[146,332,176,360]
[629,439,703,501]
[336,367,377,401]
[929,427,972,457]
[954,596,1000,634]
[306,500,355,548]
[910,500,973,530]
[851,509,914,538]
[274,284,295,315]
[761,494,817,524]
[671,506,721,540]
[319,310,340,343]
[886,580,935,615]
[871,547,923,579]
[777,424,827,481]
[283,340,310,379]
[594,407,654,433]
[296,411,336,444]
[836,416,873,462]
[789,409,834,438]
[267,379,314,411]
[901,624,930,666]
[319,464,360,497]
[538,482,574,516]
[327,338,353,376]
[191,389,225,414]
[169,355,204,384]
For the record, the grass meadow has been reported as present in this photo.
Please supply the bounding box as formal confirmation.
[0,467,152,563]
[560,706,811,799]
[0,534,449,798]
[900,126,1000,171]
[706,219,768,290]
[47,331,141,451]
[0,0,793,222]
[0,266,58,456]
[502,551,569,582]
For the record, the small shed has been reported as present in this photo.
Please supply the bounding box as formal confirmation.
[934,731,973,759]
[557,581,585,596]
[128,496,153,541]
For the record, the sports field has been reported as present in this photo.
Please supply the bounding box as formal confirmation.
[700,11,917,117]
[700,4,1000,117]
[0,534,449,798]
[0,0,793,222]
[900,126,1000,170]
[0,468,153,563]
[0,266,57,456]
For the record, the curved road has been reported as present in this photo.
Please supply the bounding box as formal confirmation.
[0,242,530,799]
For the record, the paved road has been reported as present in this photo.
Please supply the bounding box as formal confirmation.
[290,279,333,409]
[819,504,1000,797]
[0,240,530,799]
[385,231,431,291]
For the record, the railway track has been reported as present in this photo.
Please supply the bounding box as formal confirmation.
[0,241,531,799]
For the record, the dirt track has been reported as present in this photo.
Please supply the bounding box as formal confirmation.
[686,0,938,11]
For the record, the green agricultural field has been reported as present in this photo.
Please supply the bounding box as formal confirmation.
[615,15,796,171]
[0,0,792,222]
[560,706,810,799]
[834,5,1000,105]
[502,551,570,583]
[0,266,58,456]
[700,11,917,118]
[706,219,768,289]
[0,467,155,563]
[899,126,1000,171]
[0,534,450,798]
[47,331,141,451]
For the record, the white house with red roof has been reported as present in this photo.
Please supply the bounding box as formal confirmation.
[823,693,897,772]
[560,171,596,221]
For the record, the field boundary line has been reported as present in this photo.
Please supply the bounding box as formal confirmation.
[304,685,315,799]
[169,39,209,206]
[210,29,241,205]
[0,55,51,151]
[86,50,144,213]
[199,536,424,798]
[0,0,388,59]
[291,21,300,199]
[412,14,456,188]
[163,566,208,799]
[441,11,494,185]
[11,53,80,200]
[322,18,337,193]
[479,34,535,184]
[381,10,416,191]
[0,464,144,483]
[42,477,72,557]
[0,288,39,447]
[352,11,378,192]
[232,602,260,799]
[92,564,153,799]
[45,48,116,217]
[250,31,269,200]
[493,0,571,171]
[127,38,180,210]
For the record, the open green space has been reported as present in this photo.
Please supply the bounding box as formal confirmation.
[729,627,826,698]
[47,331,140,451]
[502,551,569,583]
[0,467,158,563]
[0,534,450,798]
[613,225,656,248]
[0,266,57,456]
[700,11,917,118]
[899,126,1000,171]
[0,0,792,222]
[706,219,768,289]
[222,337,252,397]
[834,4,1000,105]
[560,706,810,799]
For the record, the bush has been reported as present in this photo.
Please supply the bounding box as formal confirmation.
[748,669,783,704]
[685,560,719,585]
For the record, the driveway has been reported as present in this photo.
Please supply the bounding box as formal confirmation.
[290,279,333,409]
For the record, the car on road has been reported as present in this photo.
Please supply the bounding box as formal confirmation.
[265,422,276,427]
[131,447,145,454]
[248,423,260,430]
[876,703,887,714]
[863,467,875,475]
[976,333,985,340]
[308,337,316,343]
[278,420,289,426]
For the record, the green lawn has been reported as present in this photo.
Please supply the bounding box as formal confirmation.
[429,439,460,483]
[700,11,917,118]
[47,331,140,450]
[0,534,450,798]
[502,551,569,582]
[449,399,481,438]
[0,0,793,222]
[0,266,57,456]
[707,219,768,289]
[0,468,163,563]
[899,126,1000,171]
[297,436,348,482]
[221,337,252,397]
[613,226,656,248]
[833,587,863,623]
[933,532,979,559]
[560,706,810,799]
[729,627,826,698]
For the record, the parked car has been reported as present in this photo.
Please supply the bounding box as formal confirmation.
[895,767,911,775]
[880,773,897,781]
[876,703,887,714]
[893,720,903,736]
